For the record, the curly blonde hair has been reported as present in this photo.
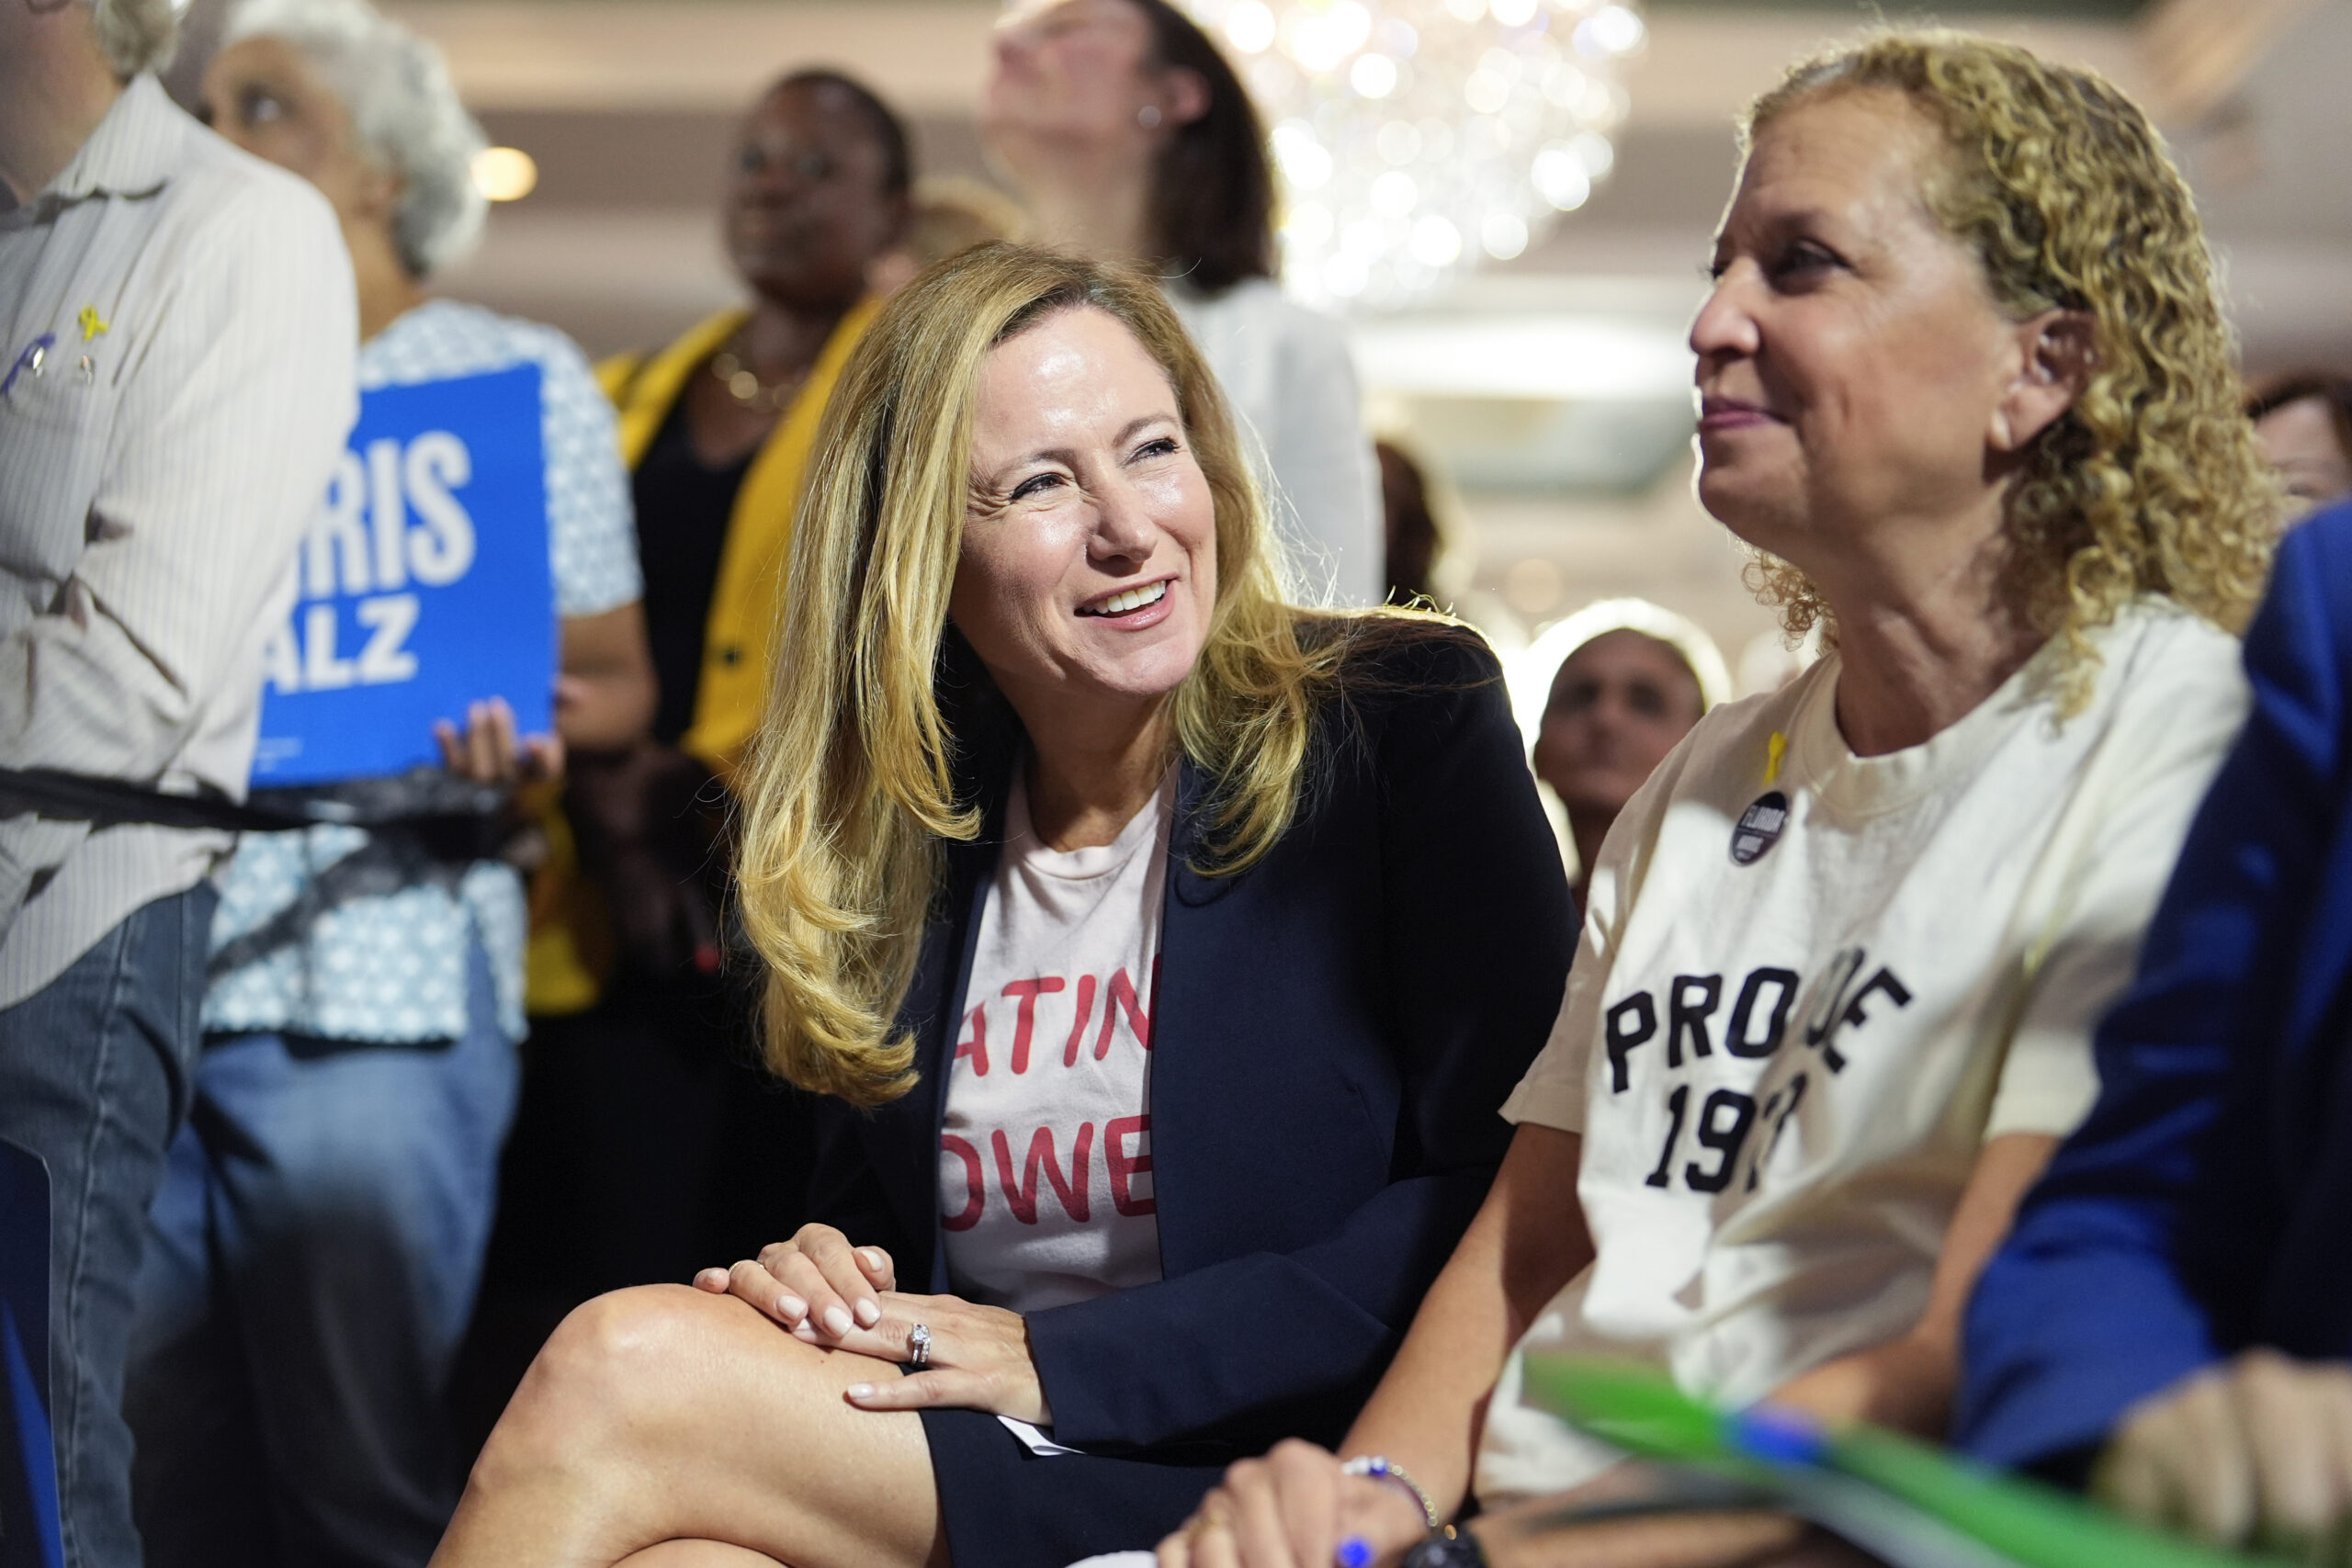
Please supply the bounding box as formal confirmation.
[1740,32,2278,697]
[735,244,1441,1106]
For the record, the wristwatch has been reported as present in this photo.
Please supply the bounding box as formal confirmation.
[1400,1525,1488,1568]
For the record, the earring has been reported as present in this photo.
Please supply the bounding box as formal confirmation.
[1137,105,1163,129]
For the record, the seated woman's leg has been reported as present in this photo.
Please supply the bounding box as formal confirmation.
[433,1284,945,1568]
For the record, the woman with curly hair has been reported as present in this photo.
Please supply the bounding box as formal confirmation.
[1163,30,2278,1568]
[426,244,1573,1567]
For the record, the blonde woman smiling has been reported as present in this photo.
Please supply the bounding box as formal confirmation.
[1164,32,2278,1568]
[428,246,1576,1568]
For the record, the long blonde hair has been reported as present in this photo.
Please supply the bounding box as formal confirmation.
[1741,33,2278,698]
[736,244,1414,1106]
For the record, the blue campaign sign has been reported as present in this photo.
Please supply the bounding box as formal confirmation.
[252,363,554,786]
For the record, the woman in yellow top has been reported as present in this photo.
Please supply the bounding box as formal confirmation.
[502,69,912,1300]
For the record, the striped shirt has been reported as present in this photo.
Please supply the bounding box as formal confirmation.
[0,74,358,1008]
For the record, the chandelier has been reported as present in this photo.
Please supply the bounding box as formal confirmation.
[1182,0,1645,311]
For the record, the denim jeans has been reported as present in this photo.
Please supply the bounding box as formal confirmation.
[124,941,518,1568]
[0,884,217,1568]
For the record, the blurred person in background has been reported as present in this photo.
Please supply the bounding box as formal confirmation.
[492,68,910,1328]
[119,3,656,1563]
[0,1,355,1563]
[985,0,1384,607]
[2248,370,2352,519]
[1517,601,1727,910]
[865,175,1023,299]
[1378,439,1445,606]
[1372,435,1532,660]
[1162,32,2275,1568]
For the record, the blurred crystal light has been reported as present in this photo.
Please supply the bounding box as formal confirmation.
[1182,0,1643,310]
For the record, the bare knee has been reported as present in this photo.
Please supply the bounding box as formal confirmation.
[474,1286,738,1485]
[619,1544,786,1567]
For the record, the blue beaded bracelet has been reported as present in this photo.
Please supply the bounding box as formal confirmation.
[1340,1455,1440,1530]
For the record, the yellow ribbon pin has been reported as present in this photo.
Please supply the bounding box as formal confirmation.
[1764,730,1787,786]
[76,306,110,343]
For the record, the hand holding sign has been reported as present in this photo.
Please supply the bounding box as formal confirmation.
[432,697,562,786]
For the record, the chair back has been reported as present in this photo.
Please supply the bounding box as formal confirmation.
[0,1136,62,1568]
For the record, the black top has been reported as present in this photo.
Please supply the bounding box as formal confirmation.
[631,395,749,746]
[807,625,1577,1461]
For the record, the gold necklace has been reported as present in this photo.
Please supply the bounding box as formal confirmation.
[709,336,810,414]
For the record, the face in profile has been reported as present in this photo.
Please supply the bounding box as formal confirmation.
[2255,396,2352,518]
[985,0,1159,151]
[726,80,904,310]
[1532,630,1705,824]
[200,36,390,228]
[1690,88,2032,566]
[952,305,1218,716]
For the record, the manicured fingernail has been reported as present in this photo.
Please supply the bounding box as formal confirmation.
[854,1299,881,1327]
[777,1294,806,1322]
[861,1248,886,1272]
[846,1382,875,1401]
[792,1323,817,1342]
[694,1268,724,1288]
[1337,1537,1374,1568]
[823,1305,854,1337]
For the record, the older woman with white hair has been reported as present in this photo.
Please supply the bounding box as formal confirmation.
[118,3,655,1563]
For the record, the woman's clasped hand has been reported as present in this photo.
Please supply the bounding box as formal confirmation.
[695,1227,1052,1424]
[2094,1350,2352,1563]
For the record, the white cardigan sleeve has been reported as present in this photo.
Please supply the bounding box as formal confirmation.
[1171,280,1384,607]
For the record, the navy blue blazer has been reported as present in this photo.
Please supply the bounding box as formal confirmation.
[804,627,1575,1457]
[1959,502,2352,1473]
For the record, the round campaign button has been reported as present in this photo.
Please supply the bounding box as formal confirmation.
[1730,791,1790,865]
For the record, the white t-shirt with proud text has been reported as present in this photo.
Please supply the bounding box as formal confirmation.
[1474,602,2248,1503]
[939,767,1172,1317]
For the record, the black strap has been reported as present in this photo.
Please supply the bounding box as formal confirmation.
[206,832,471,979]
[0,768,510,863]
[0,769,305,832]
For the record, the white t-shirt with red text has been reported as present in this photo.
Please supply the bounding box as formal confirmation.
[938,767,1172,1317]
